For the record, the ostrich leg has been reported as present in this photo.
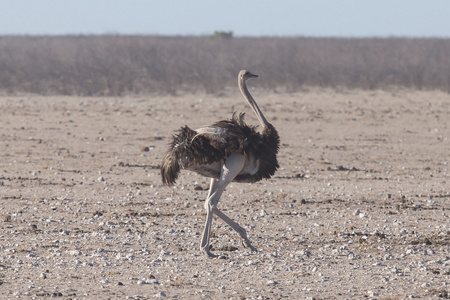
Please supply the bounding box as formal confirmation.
[205,178,257,252]
[200,153,246,257]
[212,207,257,251]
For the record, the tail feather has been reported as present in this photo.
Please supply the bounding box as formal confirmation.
[161,150,180,186]
[161,126,196,186]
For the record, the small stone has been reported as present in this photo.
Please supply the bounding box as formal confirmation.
[98,176,105,182]
[153,291,166,297]
[384,253,394,260]
[299,249,311,256]
[431,260,443,264]
[125,254,135,260]
[67,249,81,256]
[137,278,159,285]
[266,280,278,285]
[40,273,47,279]
[160,249,171,255]
[406,249,416,255]
[140,146,150,152]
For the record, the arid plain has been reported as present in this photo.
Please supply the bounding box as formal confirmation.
[0,88,449,299]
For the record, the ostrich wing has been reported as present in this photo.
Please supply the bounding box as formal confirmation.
[192,126,229,144]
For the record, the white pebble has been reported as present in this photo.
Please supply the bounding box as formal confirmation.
[153,291,166,297]
[67,249,81,256]
[160,250,171,255]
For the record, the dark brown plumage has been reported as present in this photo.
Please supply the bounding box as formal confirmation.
[161,112,280,185]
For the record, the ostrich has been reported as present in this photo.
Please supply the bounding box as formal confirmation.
[161,70,280,257]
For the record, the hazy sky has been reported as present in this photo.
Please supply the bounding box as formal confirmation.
[1,0,450,37]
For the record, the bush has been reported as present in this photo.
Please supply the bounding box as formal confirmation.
[1,35,449,96]
[209,31,233,39]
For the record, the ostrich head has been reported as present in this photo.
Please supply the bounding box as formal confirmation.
[239,70,258,81]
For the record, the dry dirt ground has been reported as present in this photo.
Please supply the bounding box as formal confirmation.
[0,88,449,299]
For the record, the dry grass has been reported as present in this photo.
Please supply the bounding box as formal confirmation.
[1,35,450,96]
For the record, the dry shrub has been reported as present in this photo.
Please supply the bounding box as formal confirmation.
[1,35,449,96]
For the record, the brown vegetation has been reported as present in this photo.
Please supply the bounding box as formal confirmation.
[1,35,450,96]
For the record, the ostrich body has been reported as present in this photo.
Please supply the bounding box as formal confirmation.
[161,70,280,257]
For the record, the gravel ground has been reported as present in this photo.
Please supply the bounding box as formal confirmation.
[0,88,449,299]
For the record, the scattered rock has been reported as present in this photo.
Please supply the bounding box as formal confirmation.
[67,249,82,256]
[153,291,166,298]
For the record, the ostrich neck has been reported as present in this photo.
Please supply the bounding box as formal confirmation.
[238,78,269,128]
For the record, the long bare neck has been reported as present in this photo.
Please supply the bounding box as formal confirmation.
[238,77,269,129]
